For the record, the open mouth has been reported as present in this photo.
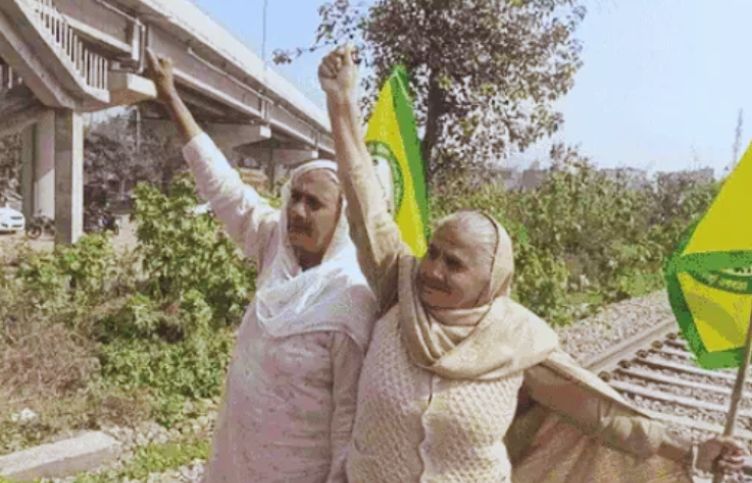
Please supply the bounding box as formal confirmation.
[419,279,449,294]
[288,224,311,235]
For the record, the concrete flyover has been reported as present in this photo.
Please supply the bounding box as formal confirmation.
[0,0,334,244]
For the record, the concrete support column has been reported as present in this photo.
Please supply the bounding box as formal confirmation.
[20,111,56,219]
[34,111,55,218]
[20,124,34,219]
[54,109,84,245]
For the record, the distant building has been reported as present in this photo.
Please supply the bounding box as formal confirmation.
[519,168,548,191]
[489,166,547,191]
[491,167,523,190]
[655,168,715,186]
[601,167,650,190]
[488,164,714,193]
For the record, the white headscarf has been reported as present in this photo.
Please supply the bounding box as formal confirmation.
[252,160,376,350]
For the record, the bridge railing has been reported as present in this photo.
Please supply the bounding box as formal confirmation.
[0,61,23,91]
[28,0,109,91]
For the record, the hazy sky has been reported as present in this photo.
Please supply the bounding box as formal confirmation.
[193,0,752,176]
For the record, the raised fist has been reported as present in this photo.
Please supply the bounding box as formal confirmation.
[318,44,359,102]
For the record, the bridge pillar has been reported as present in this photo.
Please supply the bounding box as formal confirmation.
[20,125,33,218]
[54,109,84,245]
[20,110,55,220]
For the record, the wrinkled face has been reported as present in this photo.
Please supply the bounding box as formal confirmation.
[417,222,494,309]
[286,169,342,258]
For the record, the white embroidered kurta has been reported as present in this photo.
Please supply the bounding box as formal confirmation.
[209,317,362,482]
[182,134,376,483]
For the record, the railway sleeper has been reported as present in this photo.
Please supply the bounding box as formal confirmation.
[608,380,752,418]
[631,355,749,385]
[614,366,738,397]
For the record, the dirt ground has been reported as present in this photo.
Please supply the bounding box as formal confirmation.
[0,215,139,255]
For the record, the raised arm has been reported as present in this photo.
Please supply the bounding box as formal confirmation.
[146,49,277,263]
[319,46,405,311]
[146,49,201,144]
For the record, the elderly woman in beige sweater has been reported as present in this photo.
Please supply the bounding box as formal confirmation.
[318,46,746,482]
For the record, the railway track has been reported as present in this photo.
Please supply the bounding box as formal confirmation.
[585,318,752,478]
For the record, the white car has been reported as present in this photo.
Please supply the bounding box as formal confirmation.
[0,205,25,233]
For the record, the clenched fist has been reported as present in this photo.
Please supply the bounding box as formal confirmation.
[318,44,359,103]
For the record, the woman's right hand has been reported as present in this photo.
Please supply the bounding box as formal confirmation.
[318,45,359,103]
[145,48,178,104]
[144,48,201,143]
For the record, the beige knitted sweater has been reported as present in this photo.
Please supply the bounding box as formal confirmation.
[347,305,522,482]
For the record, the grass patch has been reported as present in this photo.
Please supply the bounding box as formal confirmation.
[67,436,210,483]
[618,270,665,298]
[565,290,605,307]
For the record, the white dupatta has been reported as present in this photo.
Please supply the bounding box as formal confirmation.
[253,160,375,350]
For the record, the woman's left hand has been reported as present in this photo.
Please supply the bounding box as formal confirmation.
[696,436,747,473]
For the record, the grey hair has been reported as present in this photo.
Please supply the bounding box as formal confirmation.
[436,210,498,263]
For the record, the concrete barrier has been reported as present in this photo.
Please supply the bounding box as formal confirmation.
[0,431,120,481]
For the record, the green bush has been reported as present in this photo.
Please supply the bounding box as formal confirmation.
[3,174,259,433]
[647,177,719,256]
[513,164,657,301]
[99,289,233,425]
[99,328,233,426]
[132,174,255,328]
[94,175,257,424]
[11,234,131,323]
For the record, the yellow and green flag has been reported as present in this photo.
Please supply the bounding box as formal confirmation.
[365,66,429,256]
[665,142,752,368]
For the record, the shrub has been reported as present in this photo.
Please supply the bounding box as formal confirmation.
[132,174,255,328]
[11,234,134,325]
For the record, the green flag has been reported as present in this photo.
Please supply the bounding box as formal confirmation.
[664,142,752,368]
[365,66,429,256]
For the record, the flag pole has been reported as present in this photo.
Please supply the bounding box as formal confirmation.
[711,304,752,483]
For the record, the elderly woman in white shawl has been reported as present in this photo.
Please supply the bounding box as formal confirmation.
[318,45,747,482]
[146,51,377,482]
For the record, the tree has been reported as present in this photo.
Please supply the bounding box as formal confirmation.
[0,133,22,204]
[85,110,183,199]
[275,0,586,181]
